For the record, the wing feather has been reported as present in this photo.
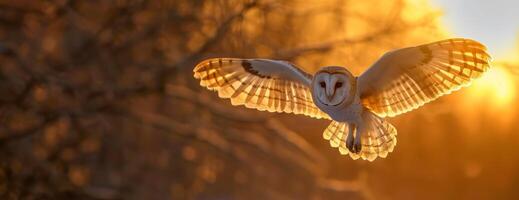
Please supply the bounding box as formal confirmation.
[194,58,330,119]
[358,38,491,117]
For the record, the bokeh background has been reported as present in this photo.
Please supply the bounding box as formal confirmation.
[1,0,519,199]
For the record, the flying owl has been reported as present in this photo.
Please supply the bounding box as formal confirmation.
[193,38,491,161]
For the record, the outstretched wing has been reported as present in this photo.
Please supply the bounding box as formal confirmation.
[358,38,491,117]
[194,58,330,119]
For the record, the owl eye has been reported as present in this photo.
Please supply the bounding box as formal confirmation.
[335,82,343,88]
[319,82,326,88]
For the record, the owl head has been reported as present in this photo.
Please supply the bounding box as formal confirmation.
[311,66,357,107]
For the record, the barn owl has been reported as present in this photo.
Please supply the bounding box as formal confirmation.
[193,38,491,161]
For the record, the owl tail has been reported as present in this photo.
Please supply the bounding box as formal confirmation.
[323,111,397,161]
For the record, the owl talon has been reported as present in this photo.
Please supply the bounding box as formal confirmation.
[346,133,355,152]
[353,137,362,153]
[346,124,356,152]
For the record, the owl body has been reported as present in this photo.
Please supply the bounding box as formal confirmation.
[193,38,491,161]
[320,98,363,123]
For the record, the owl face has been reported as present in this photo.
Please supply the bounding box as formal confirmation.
[312,66,355,107]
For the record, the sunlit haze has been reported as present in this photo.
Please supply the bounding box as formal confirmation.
[432,0,519,108]
[432,0,519,57]
[469,66,516,106]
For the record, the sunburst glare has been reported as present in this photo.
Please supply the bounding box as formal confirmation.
[469,66,516,106]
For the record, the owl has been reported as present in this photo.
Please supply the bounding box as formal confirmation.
[193,38,491,161]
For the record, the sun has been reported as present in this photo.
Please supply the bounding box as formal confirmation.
[469,65,516,106]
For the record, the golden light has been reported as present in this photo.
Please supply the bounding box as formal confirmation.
[468,65,516,106]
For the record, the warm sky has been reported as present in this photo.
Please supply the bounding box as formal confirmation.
[432,0,519,58]
[430,0,519,109]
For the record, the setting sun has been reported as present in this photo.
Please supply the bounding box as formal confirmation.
[469,66,516,106]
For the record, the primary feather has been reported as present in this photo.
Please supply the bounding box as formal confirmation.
[359,38,491,117]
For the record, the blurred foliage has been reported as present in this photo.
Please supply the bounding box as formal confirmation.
[1,0,519,199]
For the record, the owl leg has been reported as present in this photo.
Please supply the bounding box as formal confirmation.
[353,124,362,153]
[346,123,357,153]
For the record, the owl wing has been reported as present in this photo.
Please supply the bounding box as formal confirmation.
[358,38,491,117]
[193,58,330,119]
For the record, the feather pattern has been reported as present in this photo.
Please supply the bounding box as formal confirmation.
[194,58,330,119]
[323,112,397,161]
[359,38,491,117]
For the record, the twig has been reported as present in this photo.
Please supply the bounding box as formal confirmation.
[171,0,261,70]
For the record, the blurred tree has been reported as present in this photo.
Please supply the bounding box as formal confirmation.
[0,0,451,199]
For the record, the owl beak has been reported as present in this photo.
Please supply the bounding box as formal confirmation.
[326,89,334,101]
[326,94,334,101]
